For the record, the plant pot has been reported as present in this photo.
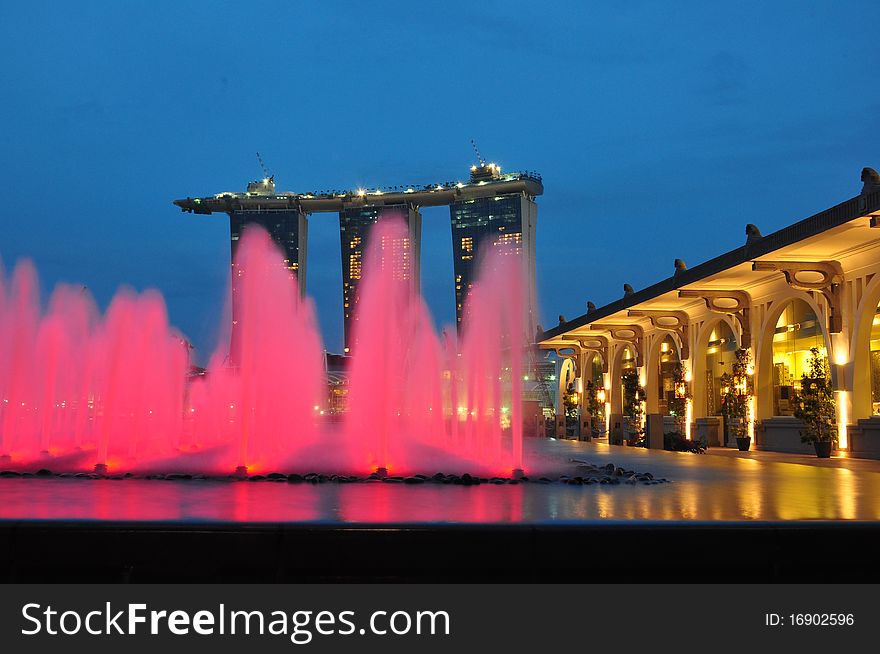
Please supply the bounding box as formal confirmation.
[736,437,751,451]
[813,441,833,458]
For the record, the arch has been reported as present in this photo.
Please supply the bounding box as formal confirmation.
[577,351,607,435]
[582,351,605,387]
[557,356,578,411]
[691,315,740,420]
[755,292,833,420]
[580,348,608,375]
[849,273,880,420]
[645,332,681,414]
[609,342,638,415]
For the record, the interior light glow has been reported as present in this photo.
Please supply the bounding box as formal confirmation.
[836,390,849,449]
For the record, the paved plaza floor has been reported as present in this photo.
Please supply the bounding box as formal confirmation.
[1,437,878,523]
[701,443,880,472]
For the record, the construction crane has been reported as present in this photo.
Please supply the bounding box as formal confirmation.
[256,152,274,182]
[469,139,501,181]
[470,139,486,167]
[247,152,275,194]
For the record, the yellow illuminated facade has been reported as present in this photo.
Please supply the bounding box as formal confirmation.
[870,307,880,415]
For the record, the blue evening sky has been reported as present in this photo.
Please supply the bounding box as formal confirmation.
[2,1,878,361]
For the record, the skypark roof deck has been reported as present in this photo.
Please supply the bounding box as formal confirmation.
[174,171,543,215]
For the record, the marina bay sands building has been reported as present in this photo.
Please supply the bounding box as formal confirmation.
[174,162,543,353]
[339,204,421,352]
[450,179,538,329]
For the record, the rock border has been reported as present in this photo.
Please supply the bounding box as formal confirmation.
[0,462,671,486]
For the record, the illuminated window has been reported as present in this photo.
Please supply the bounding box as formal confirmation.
[349,252,362,280]
[771,300,826,416]
[495,231,523,255]
[658,335,679,415]
[496,232,522,245]
[619,346,637,416]
[704,322,737,416]
[870,306,880,415]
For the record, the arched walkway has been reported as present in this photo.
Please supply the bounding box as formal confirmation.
[755,294,832,421]
[692,316,739,421]
[609,344,637,416]
[645,332,682,415]
[849,274,880,421]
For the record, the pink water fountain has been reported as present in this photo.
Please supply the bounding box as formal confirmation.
[0,218,527,478]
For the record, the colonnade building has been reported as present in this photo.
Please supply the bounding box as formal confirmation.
[174,163,542,353]
[539,168,880,459]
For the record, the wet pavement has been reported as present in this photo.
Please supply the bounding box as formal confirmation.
[1,438,878,523]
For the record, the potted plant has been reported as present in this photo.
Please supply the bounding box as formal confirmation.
[720,348,753,451]
[583,379,603,440]
[621,369,645,446]
[562,382,579,439]
[792,347,838,458]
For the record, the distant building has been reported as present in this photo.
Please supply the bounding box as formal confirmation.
[324,352,350,416]
[339,204,421,353]
[449,163,538,337]
[174,163,543,351]
[229,177,309,296]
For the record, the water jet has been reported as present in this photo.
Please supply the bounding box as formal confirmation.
[0,220,527,477]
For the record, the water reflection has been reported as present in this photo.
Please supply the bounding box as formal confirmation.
[1,453,879,523]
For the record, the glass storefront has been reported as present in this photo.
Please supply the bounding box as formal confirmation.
[619,345,637,414]
[583,353,606,434]
[705,321,737,416]
[771,300,826,416]
[587,352,603,389]
[658,335,679,415]
[870,306,880,415]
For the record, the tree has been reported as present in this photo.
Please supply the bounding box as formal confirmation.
[720,348,753,439]
[667,361,691,435]
[792,347,837,444]
[562,382,579,437]
[583,379,602,419]
[621,369,645,444]
[563,383,579,421]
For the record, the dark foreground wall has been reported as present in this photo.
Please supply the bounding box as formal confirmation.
[1,521,877,583]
